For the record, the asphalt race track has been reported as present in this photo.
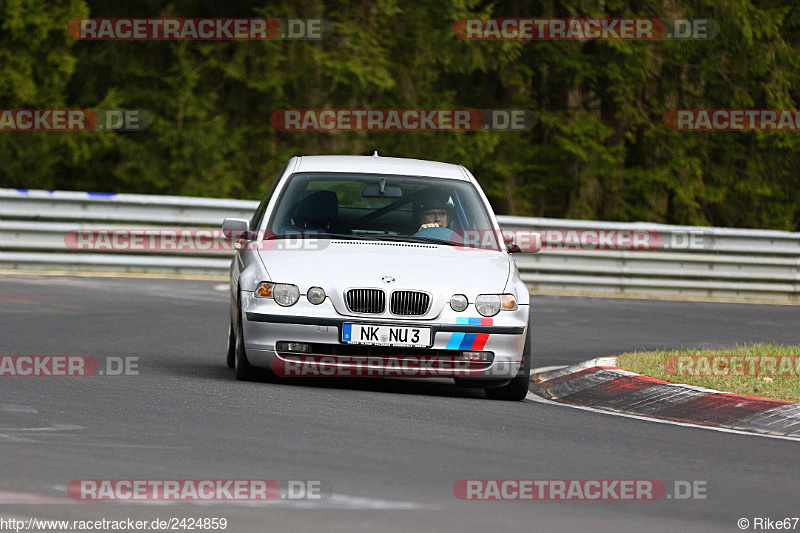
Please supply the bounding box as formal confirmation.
[1,274,798,532]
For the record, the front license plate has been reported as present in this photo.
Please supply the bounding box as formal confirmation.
[342,323,432,348]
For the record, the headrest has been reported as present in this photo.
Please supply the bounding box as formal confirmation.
[295,190,338,226]
[415,187,451,211]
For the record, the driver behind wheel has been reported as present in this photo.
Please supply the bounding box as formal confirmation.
[414,188,454,232]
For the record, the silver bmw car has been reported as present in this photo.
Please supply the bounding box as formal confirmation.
[223,154,535,400]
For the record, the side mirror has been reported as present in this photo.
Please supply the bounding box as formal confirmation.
[222,218,251,240]
[502,232,519,253]
[502,230,541,253]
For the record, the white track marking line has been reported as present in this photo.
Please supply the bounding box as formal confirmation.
[35,442,188,449]
[0,424,83,432]
[0,434,37,443]
[1,405,38,413]
[0,491,74,504]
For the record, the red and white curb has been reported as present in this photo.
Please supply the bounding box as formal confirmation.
[531,357,800,437]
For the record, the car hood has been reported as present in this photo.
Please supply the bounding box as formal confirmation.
[256,240,511,296]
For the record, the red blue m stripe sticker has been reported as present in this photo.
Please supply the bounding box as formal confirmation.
[446,332,490,350]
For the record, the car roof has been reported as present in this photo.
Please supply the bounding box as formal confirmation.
[293,155,469,181]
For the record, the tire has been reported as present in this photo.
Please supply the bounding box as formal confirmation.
[484,330,531,401]
[234,295,259,381]
[226,321,236,369]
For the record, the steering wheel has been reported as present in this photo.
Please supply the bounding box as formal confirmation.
[412,226,460,242]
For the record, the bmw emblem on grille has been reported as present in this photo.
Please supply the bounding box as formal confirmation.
[381,276,396,284]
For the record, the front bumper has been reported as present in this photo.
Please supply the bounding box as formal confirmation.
[241,292,528,379]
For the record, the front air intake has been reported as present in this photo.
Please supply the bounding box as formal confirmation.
[390,291,430,316]
[345,289,386,314]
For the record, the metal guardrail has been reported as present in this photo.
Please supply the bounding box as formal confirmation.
[1,188,798,301]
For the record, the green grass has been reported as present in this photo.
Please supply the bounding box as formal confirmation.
[616,343,800,403]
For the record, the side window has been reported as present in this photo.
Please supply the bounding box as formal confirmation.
[250,165,286,230]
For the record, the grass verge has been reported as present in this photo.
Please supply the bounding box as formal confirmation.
[616,343,800,403]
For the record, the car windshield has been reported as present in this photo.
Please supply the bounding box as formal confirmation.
[265,172,501,250]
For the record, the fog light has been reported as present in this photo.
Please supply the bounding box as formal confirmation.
[460,351,493,362]
[277,342,310,353]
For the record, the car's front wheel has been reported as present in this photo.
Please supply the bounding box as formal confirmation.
[484,331,531,401]
[226,321,236,369]
[233,295,259,381]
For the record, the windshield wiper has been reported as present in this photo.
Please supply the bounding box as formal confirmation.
[315,233,383,240]
[264,232,368,240]
[366,234,460,246]
[264,232,464,247]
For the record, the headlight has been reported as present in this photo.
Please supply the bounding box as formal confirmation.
[475,294,501,317]
[307,286,326,305]
[450,294,468,312]
[474,294,517,316]
[254,282,300,307]
[273,284,300,306]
